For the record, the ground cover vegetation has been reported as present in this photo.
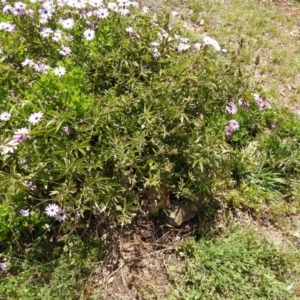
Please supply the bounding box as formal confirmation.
[0,0,300,298]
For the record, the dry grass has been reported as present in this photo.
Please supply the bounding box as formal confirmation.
[147,0,300,109]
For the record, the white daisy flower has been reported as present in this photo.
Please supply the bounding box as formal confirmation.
[118,7,130,16]
[177,42,190,52]
[150,41,160,47]
[83,29,95,41]
[130,1,139,8]
[39,0,55,20]
[152,48,160,58]
[52,29,62,42]
[96,8,109,19]
[117,0,130,7]
[194,42,201,50]
[0,22,16,32]
[0,139,18,155]
[107,2,118,11]
[203,36,221,51]
[53,66,66,76]
[59,18,74,29]
[21,58,35,67]
[88,0,103,7]
[142,6,149,13]
[0,112,11,121]
[40,27,53,38]
[125,27,133,34]
[45,203,60,217]
[28,112,43,125]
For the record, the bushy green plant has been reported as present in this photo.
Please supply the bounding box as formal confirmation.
[0,0,298,274]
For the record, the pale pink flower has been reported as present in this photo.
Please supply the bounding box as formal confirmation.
[13,1,26,15]
[27,181,37,190]
[3,5,13,13]
[256,97,265,110]
[228,119,240,131]
[33,63,50,74]
[226,101,237,114]
[265,102,272,109]
[118,7,130,15]
[225,126,233,137]
[59,46,71,56]
[56,208,67,222]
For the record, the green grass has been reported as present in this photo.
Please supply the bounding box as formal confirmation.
[0,234,106,300]
[168,227,300,300]
[168,0,300,107]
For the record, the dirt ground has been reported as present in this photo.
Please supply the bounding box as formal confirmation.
[90,215,199,299]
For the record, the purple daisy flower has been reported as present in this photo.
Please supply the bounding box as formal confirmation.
[255,97,265,110]
[74,211,81,219]
[226,101,237,114]
[225,125,233,137]
[27,181,37,190]
[13,128,29,143]
[20,209,29,217]
[228,119,240,131]
[0,262,7,270]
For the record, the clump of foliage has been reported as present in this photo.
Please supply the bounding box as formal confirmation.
[0,0,300,282]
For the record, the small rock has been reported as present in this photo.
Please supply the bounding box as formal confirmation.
[167,205,198,226]
[199,19,205,26]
